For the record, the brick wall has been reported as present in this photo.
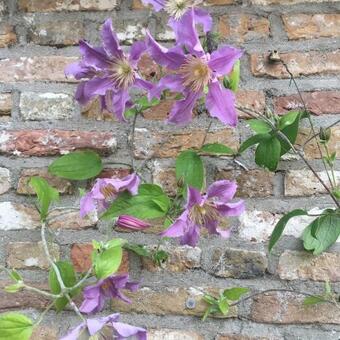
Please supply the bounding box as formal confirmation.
[0,0,340,339]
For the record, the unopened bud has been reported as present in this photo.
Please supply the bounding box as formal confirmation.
[177,176,185,188]
[319,127,331,142]
[116,215,151,231]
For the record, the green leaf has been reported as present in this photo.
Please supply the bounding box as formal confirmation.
[303,211,340,255]
[200,143,235,155]
[217,298,229,315]
[223,287,249,301]
[269,209,307,252]
[0,312,33,340]
[202,294,217,305]
[176,150,205,191]
[123,243,150,258]
[9,270,22,283]
[278,111,301,130]
[4,283,24,293]
[49,151,103,180]
[136,96,160,111]
[102,184,170,220]
[124,108,137,118]
[228,60,240,92]
[153,250,169,266]
[48,261,79,312]
[303,296,326,306]
[277,112,301,156]
[29,177,59,220]
[255,136,281,171]
[94,244,123,279]
[202,306,213,321]
[248,119,272,134]
[238,133,271,154]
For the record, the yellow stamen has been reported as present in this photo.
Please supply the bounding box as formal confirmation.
[109,57,135,89]
[179,55,212,93]
[100,185,117,199]
[189,203,220,225]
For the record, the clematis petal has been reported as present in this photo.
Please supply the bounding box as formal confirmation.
[204,219,232,238]
[186,186,203,209]
[74,82,91,105]
[167,90,202,125]
[161,210,189,238]
[193,7,213,33]
[134,76,154,93]
[60,323,86,340]
[168,8,204,56]
[111,322,147,340]
[206,80,238,126]
[79,40,110,69]
[141,0,165,11]
[83,77,114,99]
[79,192,96,218]
[129,40,147,66]
[216,200,245,217]
[150,74,184,100]
[180,223,200,247]
[101,19,123,59]
[206,180,237,202]
[65,62,95,80]
[87,314,120,336]
[146,30,185,70]
[106,89,131,122]
[208,45,243,76]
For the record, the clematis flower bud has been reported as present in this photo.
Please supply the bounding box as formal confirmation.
[319,127,331,143]
[116,215,151,230]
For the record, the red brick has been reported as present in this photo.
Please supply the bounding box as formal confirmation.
[236,91,266,118]
[18,0,119,12]
[0,56,77,83]
[70,243,129,273]
[219,15,270,43]
[251,291,340,324]
[134,128,239,159]
[274,91,340,115]
[0,130,116,156]
[283,14,340,40]
[251,51,340,78]
[0,24,16,48]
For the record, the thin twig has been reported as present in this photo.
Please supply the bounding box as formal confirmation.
[302,119,340,147]
[23,284,61,299]
[129,113,138,169]
[200,121,213,148]
[35,301,55,326]
[280,61,334,191]
[69,266,94,291]
[237,105,340,208]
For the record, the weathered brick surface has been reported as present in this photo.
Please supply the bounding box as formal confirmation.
[250,0,340,3]
[0,202,40,230]
[112,287,238,317]
[0,93,11,115]
[283,14,340,40]
[31,326,58,340]
[0,130,117,156]
[7,242,60,269]
[217,335,280,340]
[20,92,74,120]
[142,245,202,272]
[285,170,340,196]
[0,168,11,194]
[48,209,97,230]
[17,168,73,195]
[70,243,129,273]
[277,250,340,282]
[216,169,274,198]
[134,128,239,159]
[251,292,340,324]
[211,248,268,278]
[149,329,204,340]
[18,0,119,12]
[251,51,340,78]
[0,57,77,82]
[0,24,16,48]
[28,21,85,46]
[218,15,270,43]
[274,91,340,115]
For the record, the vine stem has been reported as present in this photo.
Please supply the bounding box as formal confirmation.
[41,221,86,322]
[200,121,213,148]
[35,301,55,326]
[302,119,340,147]
[236,105,340,208]
[129,113,138,170]
[280,60,334,193]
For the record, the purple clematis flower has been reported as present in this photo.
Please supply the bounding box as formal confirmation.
[161,180,245,247]
[80,173,140,218]
[116,215,151,231]
[80,273,139,314]
[65,18,153,121]
[142,0,212,36]
[146,9,243,126]
[60,312,147,340]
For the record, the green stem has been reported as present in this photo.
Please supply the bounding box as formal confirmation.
[34,301,55,326]
[324,143,337,189]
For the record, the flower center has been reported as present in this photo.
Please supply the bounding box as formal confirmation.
[179,55,212,92]
[100,184,118,199]
[109,58,135,89]
[165,0,203,19]
[189,203,219,226]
